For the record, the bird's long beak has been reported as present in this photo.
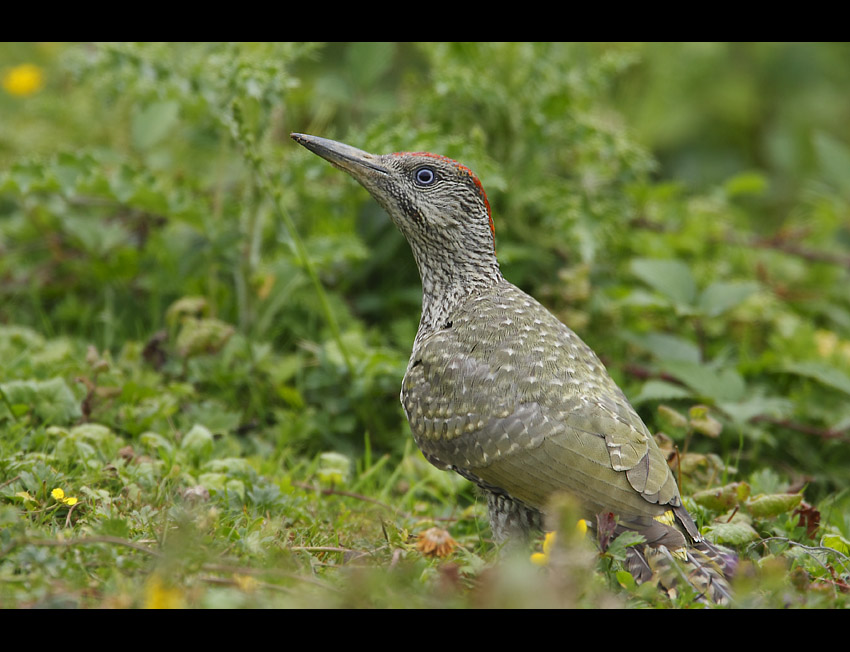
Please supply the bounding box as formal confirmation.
[291,133,389,177]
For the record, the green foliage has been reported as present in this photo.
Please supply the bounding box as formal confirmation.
[1,42,849,607]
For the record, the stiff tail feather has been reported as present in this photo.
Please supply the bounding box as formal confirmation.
[626,538,737,605]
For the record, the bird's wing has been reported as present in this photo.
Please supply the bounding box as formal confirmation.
[402,283,685,526]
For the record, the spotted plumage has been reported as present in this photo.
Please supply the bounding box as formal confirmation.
[292,133,736,604]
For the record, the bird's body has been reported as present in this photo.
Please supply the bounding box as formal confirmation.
[292,133,735,603]
[404,278,680,537]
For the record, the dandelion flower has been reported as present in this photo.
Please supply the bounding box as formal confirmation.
[416,527,458,558]
[2,64,45,97]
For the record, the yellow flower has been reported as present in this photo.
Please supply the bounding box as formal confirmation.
[233,574,259,592]
[531,522,588,565]
[2,64,45,97]
[530,531,558,566]
[815,329,838,358]
[144,573,185,609]
[51,487,78,506]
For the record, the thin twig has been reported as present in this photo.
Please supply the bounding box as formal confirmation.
[11,535,162,558]
[752,536,850,564]
[199,562,339,591]
[196,575,296,594]
[749,415,850,442]
[0,475,21,490]
[293,481,460,523]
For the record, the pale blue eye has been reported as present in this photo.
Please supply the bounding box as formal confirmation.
[415,167,435,185]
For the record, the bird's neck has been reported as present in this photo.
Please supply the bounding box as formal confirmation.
[412,247,503,344]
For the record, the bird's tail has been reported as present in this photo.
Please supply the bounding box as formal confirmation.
[627,537,737,605]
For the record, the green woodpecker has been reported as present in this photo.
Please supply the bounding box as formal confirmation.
[291,133,736,603]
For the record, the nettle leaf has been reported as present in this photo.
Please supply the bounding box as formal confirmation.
[176,317,236,358]
[745,493,803,518]
[604,530,645,562]
[703,521,760,545]
[0,378,81,424]
[630,258,697,308]
[181,423,214,457]
[691,482,751,511]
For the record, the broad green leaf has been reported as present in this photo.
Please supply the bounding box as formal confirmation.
[605,530,645,562]
[630,258,697,307]
[624,331,701,363]
[140,431,174,453]
[704,521,760,545]
[822,534,850,555]
[616,570,638,590]
[697,281,760,317]
[0,378,81,424]
[132,100,180,150]
[691,482,750,511]
[724,171,768,197]
[746,493,803,518]
[631,380,692,405]
[176,317,235,358]
[197,472,228,493]
[717,395,793,425]
[656,404,689,433]
[660,360,746,403]
[813,130,850,194]
[688,404,723,437]
[181,423,214,456]
[780,361,850,396]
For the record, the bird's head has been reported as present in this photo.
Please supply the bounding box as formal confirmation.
[291,133,499,284]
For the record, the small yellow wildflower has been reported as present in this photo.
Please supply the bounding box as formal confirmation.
[815,329,838,358]
[51,487,78,506]
[233,574,259,592]
[143,573,185,609]
[531,521,588,565]
[530,531,558,566]
[815,329,850,364]
[2,63,45,97]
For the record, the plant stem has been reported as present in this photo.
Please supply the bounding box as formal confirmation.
[227,100,354,376]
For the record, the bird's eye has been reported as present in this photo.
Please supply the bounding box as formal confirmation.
[414,166,436,186]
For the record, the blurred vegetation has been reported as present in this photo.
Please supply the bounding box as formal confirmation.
[1,42,848,608]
